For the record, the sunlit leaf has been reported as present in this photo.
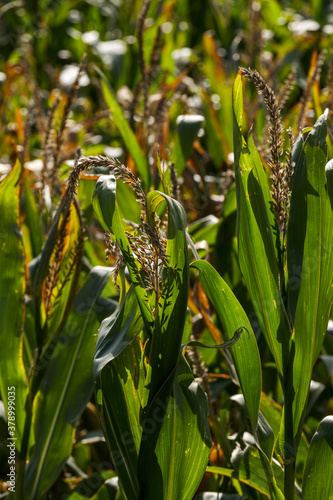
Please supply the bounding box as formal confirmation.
[190,260,261,429]
[286,111,333,450]
[233,72,292,378]
[0,160,29,452]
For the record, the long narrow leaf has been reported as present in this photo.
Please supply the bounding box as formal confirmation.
[302,416,333,500]
[0,160,29,451]
[25,266,112,499]
[93,270,143,380]
[190,260,261,429]
[286,111,333,447]
[233,72,292,378]
[138,357,211,500]
[142,191,190,410]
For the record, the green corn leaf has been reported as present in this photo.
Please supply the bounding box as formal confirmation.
[23,171,43,258]
[189,261,284,499]
[195,494,247,500]
[142,190,190,410]
[95,188,211,499]
[302,416,333,500]
[96,338,146,500]
[125,189,210,499]
[97,68,150,188]
[0,160,29,452]
[93,269,144,380]
[66,472,119,500]
[92,174,154,334]
[25,266,112,499]
[190,260,261,430]
[207,445,286,499]
[286,110,333,449]
[137,191,198,496]
[232,72,292,378]
[45,201,83,342]
[31,193,75,347]
[138,356,211,500]
[182,326,243,351]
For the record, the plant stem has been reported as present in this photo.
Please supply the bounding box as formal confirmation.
[284,460,295,500]
[284,355,296,500]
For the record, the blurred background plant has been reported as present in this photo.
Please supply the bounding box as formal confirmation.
[0,0,333,498]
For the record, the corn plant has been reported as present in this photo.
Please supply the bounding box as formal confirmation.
[1,0,333,492]
[85,69,333,499]
[86,154,263,500]
[0,155,120,499]
[207,70,333,499]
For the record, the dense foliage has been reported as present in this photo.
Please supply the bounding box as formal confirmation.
[0,0,333,499]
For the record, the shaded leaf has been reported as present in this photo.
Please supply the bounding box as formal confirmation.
[93,270,143,380]
[96,338,145,500]
[207,445,286,499]
[138,357,211,500]
[25,266,112,499]
[303,416,333,500]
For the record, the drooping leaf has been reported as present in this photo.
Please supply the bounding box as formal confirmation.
[0,160,29,452]
[25,266,112,499]
[93,269,143,380]
[207,444,286,499]
[190,260,261,430]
